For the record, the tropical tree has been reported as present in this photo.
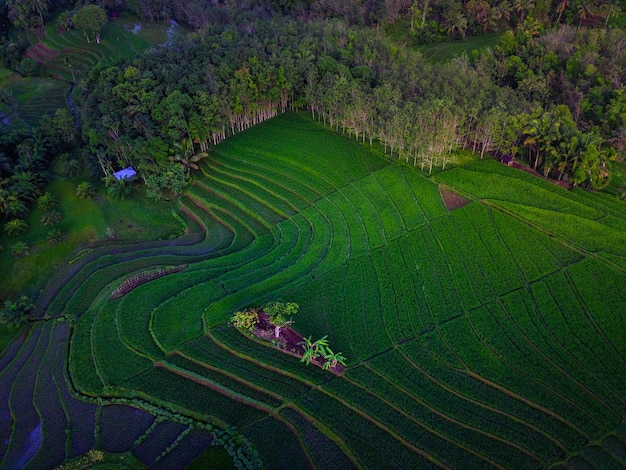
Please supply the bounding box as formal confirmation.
[299,335,330,365]
[600,3,621,28]
[10,241,29,258]
[76,182,95,199]
[0,296,33,324]
[169,138,208,171]
[264,301,298,338]
[444,10,468,39]
[4,219,28,237]
[73,4,108,43]
[576,2,594,29]
[229,308,259,336]
[37,192,57,212]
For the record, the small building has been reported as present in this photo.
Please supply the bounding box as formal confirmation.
[113,166,137,181]
[499,154,514,166]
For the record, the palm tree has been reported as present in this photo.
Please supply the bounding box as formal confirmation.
[577,2,594,29]
[601,3,621,28]
[5,219,28,237]
[37,192,58,212]
[41,210,63,226]
[555,0,569,23]
[169,138,208,171]
[444,11,468,39]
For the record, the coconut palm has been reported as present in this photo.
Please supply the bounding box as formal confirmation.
[601,3,621,28]
[577,2,594,29]
[169,138,208,171]
[444,11,468,39]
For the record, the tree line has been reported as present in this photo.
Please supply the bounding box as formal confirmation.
[75,12,623,193]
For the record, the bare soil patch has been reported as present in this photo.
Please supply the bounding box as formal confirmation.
[439,185,471,211]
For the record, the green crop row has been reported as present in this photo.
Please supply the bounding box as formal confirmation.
[180,337,313,399]
[211,150,325,204]
[91,302,153,387]
[337,369,541,469]
[437,165,602,220]
[123,367,268,429]
[499,290,626,414]
[293,388,435,469]
[374,164,428,232]
[467,302,620,430]
[279,406,356,469]
[354,174,407,242]
[392,343,584,450]
[165,354,283,409]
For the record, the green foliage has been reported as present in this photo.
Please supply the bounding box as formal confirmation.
[73,5,108,43]
[37,192,58,212]
[4,218,28,237]
[229,308,259,335]
[18,57,38,76]
[263,301,298,327]
[0,295,33,325]
[41,210,63,226]
[75,181,95,199]
[145,163,190,200]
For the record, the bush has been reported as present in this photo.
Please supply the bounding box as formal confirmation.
[10,241,29,257]
[0,296,33,325]
[46,228,64,243]
[229,309,259,335]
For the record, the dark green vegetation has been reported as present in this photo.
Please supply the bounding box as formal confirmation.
[3,113,623,468]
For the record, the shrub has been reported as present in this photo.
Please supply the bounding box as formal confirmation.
[46,228,63,243]
[0,295,33,324]
[18,57,38,76]
[229,309,259,335]
[10,241,29,257]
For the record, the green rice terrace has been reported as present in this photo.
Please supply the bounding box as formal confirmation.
[2,113,626,469]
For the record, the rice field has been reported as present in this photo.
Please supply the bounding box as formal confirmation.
[2,112,625,468]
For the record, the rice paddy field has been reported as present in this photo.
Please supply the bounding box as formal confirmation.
[2,113,626,469]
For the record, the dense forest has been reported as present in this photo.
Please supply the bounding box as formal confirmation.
[1,0,625,231]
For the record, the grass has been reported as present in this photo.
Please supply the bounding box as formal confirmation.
[385,15,502,63]
[0,177,184,302]
[2,113,626,469]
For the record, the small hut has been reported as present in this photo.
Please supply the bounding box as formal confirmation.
[113,167,137,181]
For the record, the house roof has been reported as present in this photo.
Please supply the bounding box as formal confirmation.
[113,167,137,181]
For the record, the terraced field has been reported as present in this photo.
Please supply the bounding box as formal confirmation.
[3,113,626,468]
[5,15,165,127]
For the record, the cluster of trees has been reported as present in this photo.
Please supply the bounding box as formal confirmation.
[0,108,78,229]
[77,12,622,189]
